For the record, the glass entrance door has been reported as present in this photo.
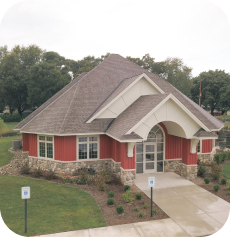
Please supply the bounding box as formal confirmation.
[144,143,156,173]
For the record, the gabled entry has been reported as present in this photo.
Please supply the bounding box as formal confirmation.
[136,125,164,174]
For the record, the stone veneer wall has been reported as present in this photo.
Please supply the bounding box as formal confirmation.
[120,168,136,186]
[164,159,182,172]
[180,163,197,180]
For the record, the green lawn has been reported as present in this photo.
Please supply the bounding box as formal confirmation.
[0,176,107,236]
[6,122,19,132]
[222,161,230,179]
[216,115,230,123]
[0,135,22,167]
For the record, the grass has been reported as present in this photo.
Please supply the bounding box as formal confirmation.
[0,176,107,236]
[216,115,230,123]
[222,161,230,179]
[5,122,19,132]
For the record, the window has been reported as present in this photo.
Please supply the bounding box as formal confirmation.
[38,136,53,158]
[78,136,99,160]
[197,140,201,153]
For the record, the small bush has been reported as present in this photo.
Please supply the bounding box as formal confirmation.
[78,168,89,184]
[111,173,122,185]
[137,212,145,217]
[44,170,56,180]
[100,166,113,183]
[144,204,148,209]
[204,178,210,184]
[211,163,222,180]
[20,162,30,174]
[213,185,220,192]
[0,113,23,122]
[108,191,115,198]
[107,198,114,205]
[153,209,157,215]
[123,190,134,203]
[226,180,230,190]
[135,193,142,200]
[214,153,222,164]
[227,191,230,195]
[116,205,124,214]
[197,166,207,176]
[96,174,107,191]
[33,167,43,178]
[221,152,228,162]
[87,168,96,175]
[141,200,145,204]
[124,185,130,192]
[133,206,139,212]
[221,178,227,185]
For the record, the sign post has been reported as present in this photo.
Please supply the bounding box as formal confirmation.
[148,177,155,217]
[21,187,30,233]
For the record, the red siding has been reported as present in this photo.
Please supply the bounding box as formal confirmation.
[119,143,135,169]
[182,138,197,165]
[22,133,29,152]
[100,135,112,159]
[28,134,37,157]
[54,136,76,161]
[202,139,212,153]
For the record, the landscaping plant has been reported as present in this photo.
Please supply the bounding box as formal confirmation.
[213,185,220,192]
[204,178,210,184]
[153,209,157,215]
[96,174,107,191]
[133,206,139,212]
[107,198,115,206]
[124,185,130,191]
[221,178,227,185]
[135,193,142,200]
[44,170,56,180]
[214,153,222,164]
[20,162,31,175]
[33,167,43,178]
[100,166,113,183]
[123,190,134,203]
[211,162,222,180]
[137,212,144,217]
[62,174,71,183]
[227,179,230,190]
[197,166,207,176]
[144,204,149,209]
[116,205,124,214]
[108,191,115,198]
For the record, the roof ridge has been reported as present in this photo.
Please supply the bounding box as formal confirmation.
[18,73,88,131]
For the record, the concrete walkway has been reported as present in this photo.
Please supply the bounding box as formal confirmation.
[135,172,230,237]
[36,172,230,237]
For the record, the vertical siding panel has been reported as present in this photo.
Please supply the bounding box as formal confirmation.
[119,143,135,169]
[202,140,212,153]
[182,138,197,165]
[28,134,37,157]
[100,135,112,159]
[22,133,29,152]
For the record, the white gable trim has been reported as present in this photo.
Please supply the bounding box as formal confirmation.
[86,73,165,123]
[126,93,210,135]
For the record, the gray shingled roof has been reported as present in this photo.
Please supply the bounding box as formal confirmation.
[15,54,223,138]
[193,129,218,138]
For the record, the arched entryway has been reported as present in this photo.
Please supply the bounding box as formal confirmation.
[136,124,164,174]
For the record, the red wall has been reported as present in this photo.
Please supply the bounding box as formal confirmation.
[28,134,37,157]
[22,133,29,152]
[54,136,76,161]
[202,139,213,153]
[100,135,112,159]
[182,138,197,165]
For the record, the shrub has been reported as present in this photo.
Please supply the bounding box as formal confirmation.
[221,152,228,162]
[62,175,71,183]
[71,176,79,184]
[77,168,89,184]
[141,200,145,204]
[87,168,96,175]
[153,209,157,215]
[20,162,30,174]
[124,185,130,192]
[211,163,222,180]
[221,178,227,185]
[213,185,220,192]
[123,190,134,203]
[108,191,115,198]
[96,174,107,191]
[226,179,230,190]
[44,170,56,180]
[33,167,43,178]
[144,204,148,209]
[137,212,145,217]
[2,131,20,137]
[111,173,122,185]
[0,113,23,122]
[204,178,210,184]
[197,166,207,176]
[214,154,222,164]
[100,166,113,183]
[135,193,142,200]
[227,191,230,195]
[116,205,124,214]
[225,151,230,160]
[133,206,139,212]
[107,198,115,205]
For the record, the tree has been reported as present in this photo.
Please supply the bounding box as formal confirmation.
[219,84,230,115]
[0,118,7,137]
[0,45,8,60]
[191,70,230,115]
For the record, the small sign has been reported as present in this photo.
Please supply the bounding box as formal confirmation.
[148,177,155,187]
[21,187,30,199]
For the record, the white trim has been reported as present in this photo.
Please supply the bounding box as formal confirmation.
[105,133,143,143]
[165,158,182,161]
[127,142,135,157]
[211,127,224,131]
[86,73,165,123]
[120,167,136,172]
[190,138,199,154]
[37,135,54,160]
[193,136,218,140]
[126,93,210,135]
[197,140,202,154]
[76,135,100,161]
[21,131,104,136]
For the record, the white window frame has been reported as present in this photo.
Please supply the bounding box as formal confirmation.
[37,135,54,159]
[77,135,100,160]
[197,140,202,153]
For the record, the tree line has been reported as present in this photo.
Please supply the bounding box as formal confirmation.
[0,45,230,116]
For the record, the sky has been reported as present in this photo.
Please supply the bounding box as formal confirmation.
[0,0,230,77]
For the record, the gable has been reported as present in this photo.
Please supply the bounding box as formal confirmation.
[91,74,164,120]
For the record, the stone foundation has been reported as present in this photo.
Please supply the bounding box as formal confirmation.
[164,159,182,172]
[120,168,136,186]
[180,163,197,180]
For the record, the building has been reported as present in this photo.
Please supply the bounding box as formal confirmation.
[14,54,223,185]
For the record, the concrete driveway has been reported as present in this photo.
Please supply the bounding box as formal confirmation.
[135,172,230,237]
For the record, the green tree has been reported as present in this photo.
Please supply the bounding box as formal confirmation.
[0,45,8,60]
[191,70,230,115]
[0,118,7,136]
[219,84,230,115]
